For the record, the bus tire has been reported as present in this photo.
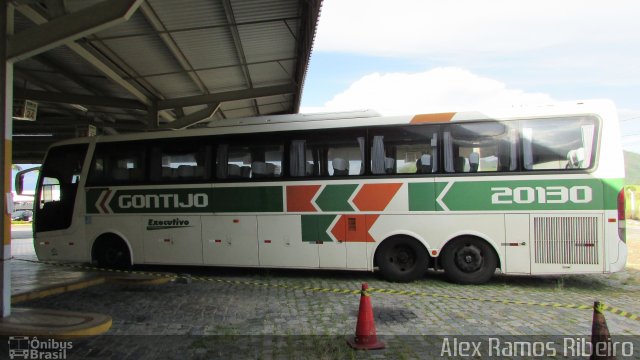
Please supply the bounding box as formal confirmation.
[375,236,428,282]
[441,236,497,284]
[94,235,131,269]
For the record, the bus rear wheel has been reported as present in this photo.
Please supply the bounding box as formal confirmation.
[94,236,131,269]
[441,237,497,284]
[375,236,427,282]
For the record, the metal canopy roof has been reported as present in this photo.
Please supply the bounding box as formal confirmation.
[10,0,322,163]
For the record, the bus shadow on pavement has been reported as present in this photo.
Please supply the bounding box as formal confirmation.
[129,264,380,282]
[126,263,640,294]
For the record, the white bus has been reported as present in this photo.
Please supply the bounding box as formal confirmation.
[16,100,627,284]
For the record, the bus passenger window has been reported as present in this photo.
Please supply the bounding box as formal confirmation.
[290,140,316,177]
[301,130,364,177]
[217,142,283,180]
[370,125,438,175]
[444,122,516,173]
[327,137,363,176]
[522,117,597,171]
[88,143,147,185]
[332,158,349,175]
[155,139,209,183]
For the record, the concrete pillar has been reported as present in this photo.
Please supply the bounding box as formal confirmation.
[1,1,14,317]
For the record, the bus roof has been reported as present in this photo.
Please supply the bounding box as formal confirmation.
[49,99,617,146]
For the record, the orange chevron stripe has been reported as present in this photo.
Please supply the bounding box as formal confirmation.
[330,215,379,243]
[330,215,347,241]
[353,183,402,211]
[410,112,455,124]
[286,185,321,212]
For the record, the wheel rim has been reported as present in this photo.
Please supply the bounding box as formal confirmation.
[387,245,416,272]
[454,244,483,273]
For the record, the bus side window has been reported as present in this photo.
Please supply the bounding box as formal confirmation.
[444,122,516,173]
[300,130,364,177]
[370,125,437,175]
[328,138,363,176]
[218,142,283,180]
[522,117,597,171]
[290,140,317,177]
[152,139,210,183]
[88,143,147,185]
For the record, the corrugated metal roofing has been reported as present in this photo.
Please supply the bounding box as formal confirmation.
[149,0,229,30]
[103,35,184,76]
[231,0,300,23]
[12,0,322,162]
[145,73,202,98]
[239,22,297,63]
[170,27,239,69]
[94,12,153,38]
[197,67,247,92]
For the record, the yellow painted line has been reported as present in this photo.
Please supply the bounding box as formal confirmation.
[62,317,113,338]
[0,308,112,338]
[107,275,175,286]
[12,277,107,304]
[14,258,640,322]
[602,305,640,321]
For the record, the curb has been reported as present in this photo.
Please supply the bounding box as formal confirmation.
[12,277,107,304]
[0,308,112,337]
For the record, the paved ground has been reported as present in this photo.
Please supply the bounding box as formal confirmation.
[3,223,640,359]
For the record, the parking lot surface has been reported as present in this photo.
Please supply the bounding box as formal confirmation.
[4,223,640,359]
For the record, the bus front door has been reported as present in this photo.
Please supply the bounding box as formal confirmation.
[34,144,88,261]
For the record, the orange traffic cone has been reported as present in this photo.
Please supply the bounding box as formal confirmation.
[347,283,385,350]
[590,301,614,360]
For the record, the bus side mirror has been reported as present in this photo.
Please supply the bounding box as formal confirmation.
[15,167,40,195]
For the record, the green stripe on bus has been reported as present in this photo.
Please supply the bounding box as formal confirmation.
[86,188,211,214]
[408,182,436,211]
[86,186,284,214]
[434,179,605,211]
[212,186,283,212]
[301,215,336,242]
[314,184,358,212]
[602,178,624,210]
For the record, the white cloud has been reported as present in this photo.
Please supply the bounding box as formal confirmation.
[304,1,640,153]
[302,67,556,115]
[316,0,640,58]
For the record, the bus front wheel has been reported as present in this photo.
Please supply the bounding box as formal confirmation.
[375,236,428,282]
[94,236,131,268]
[441,237,497,284]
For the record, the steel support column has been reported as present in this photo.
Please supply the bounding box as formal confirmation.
[1,1,14,318]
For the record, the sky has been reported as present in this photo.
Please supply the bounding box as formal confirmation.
[299,0,640,153]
